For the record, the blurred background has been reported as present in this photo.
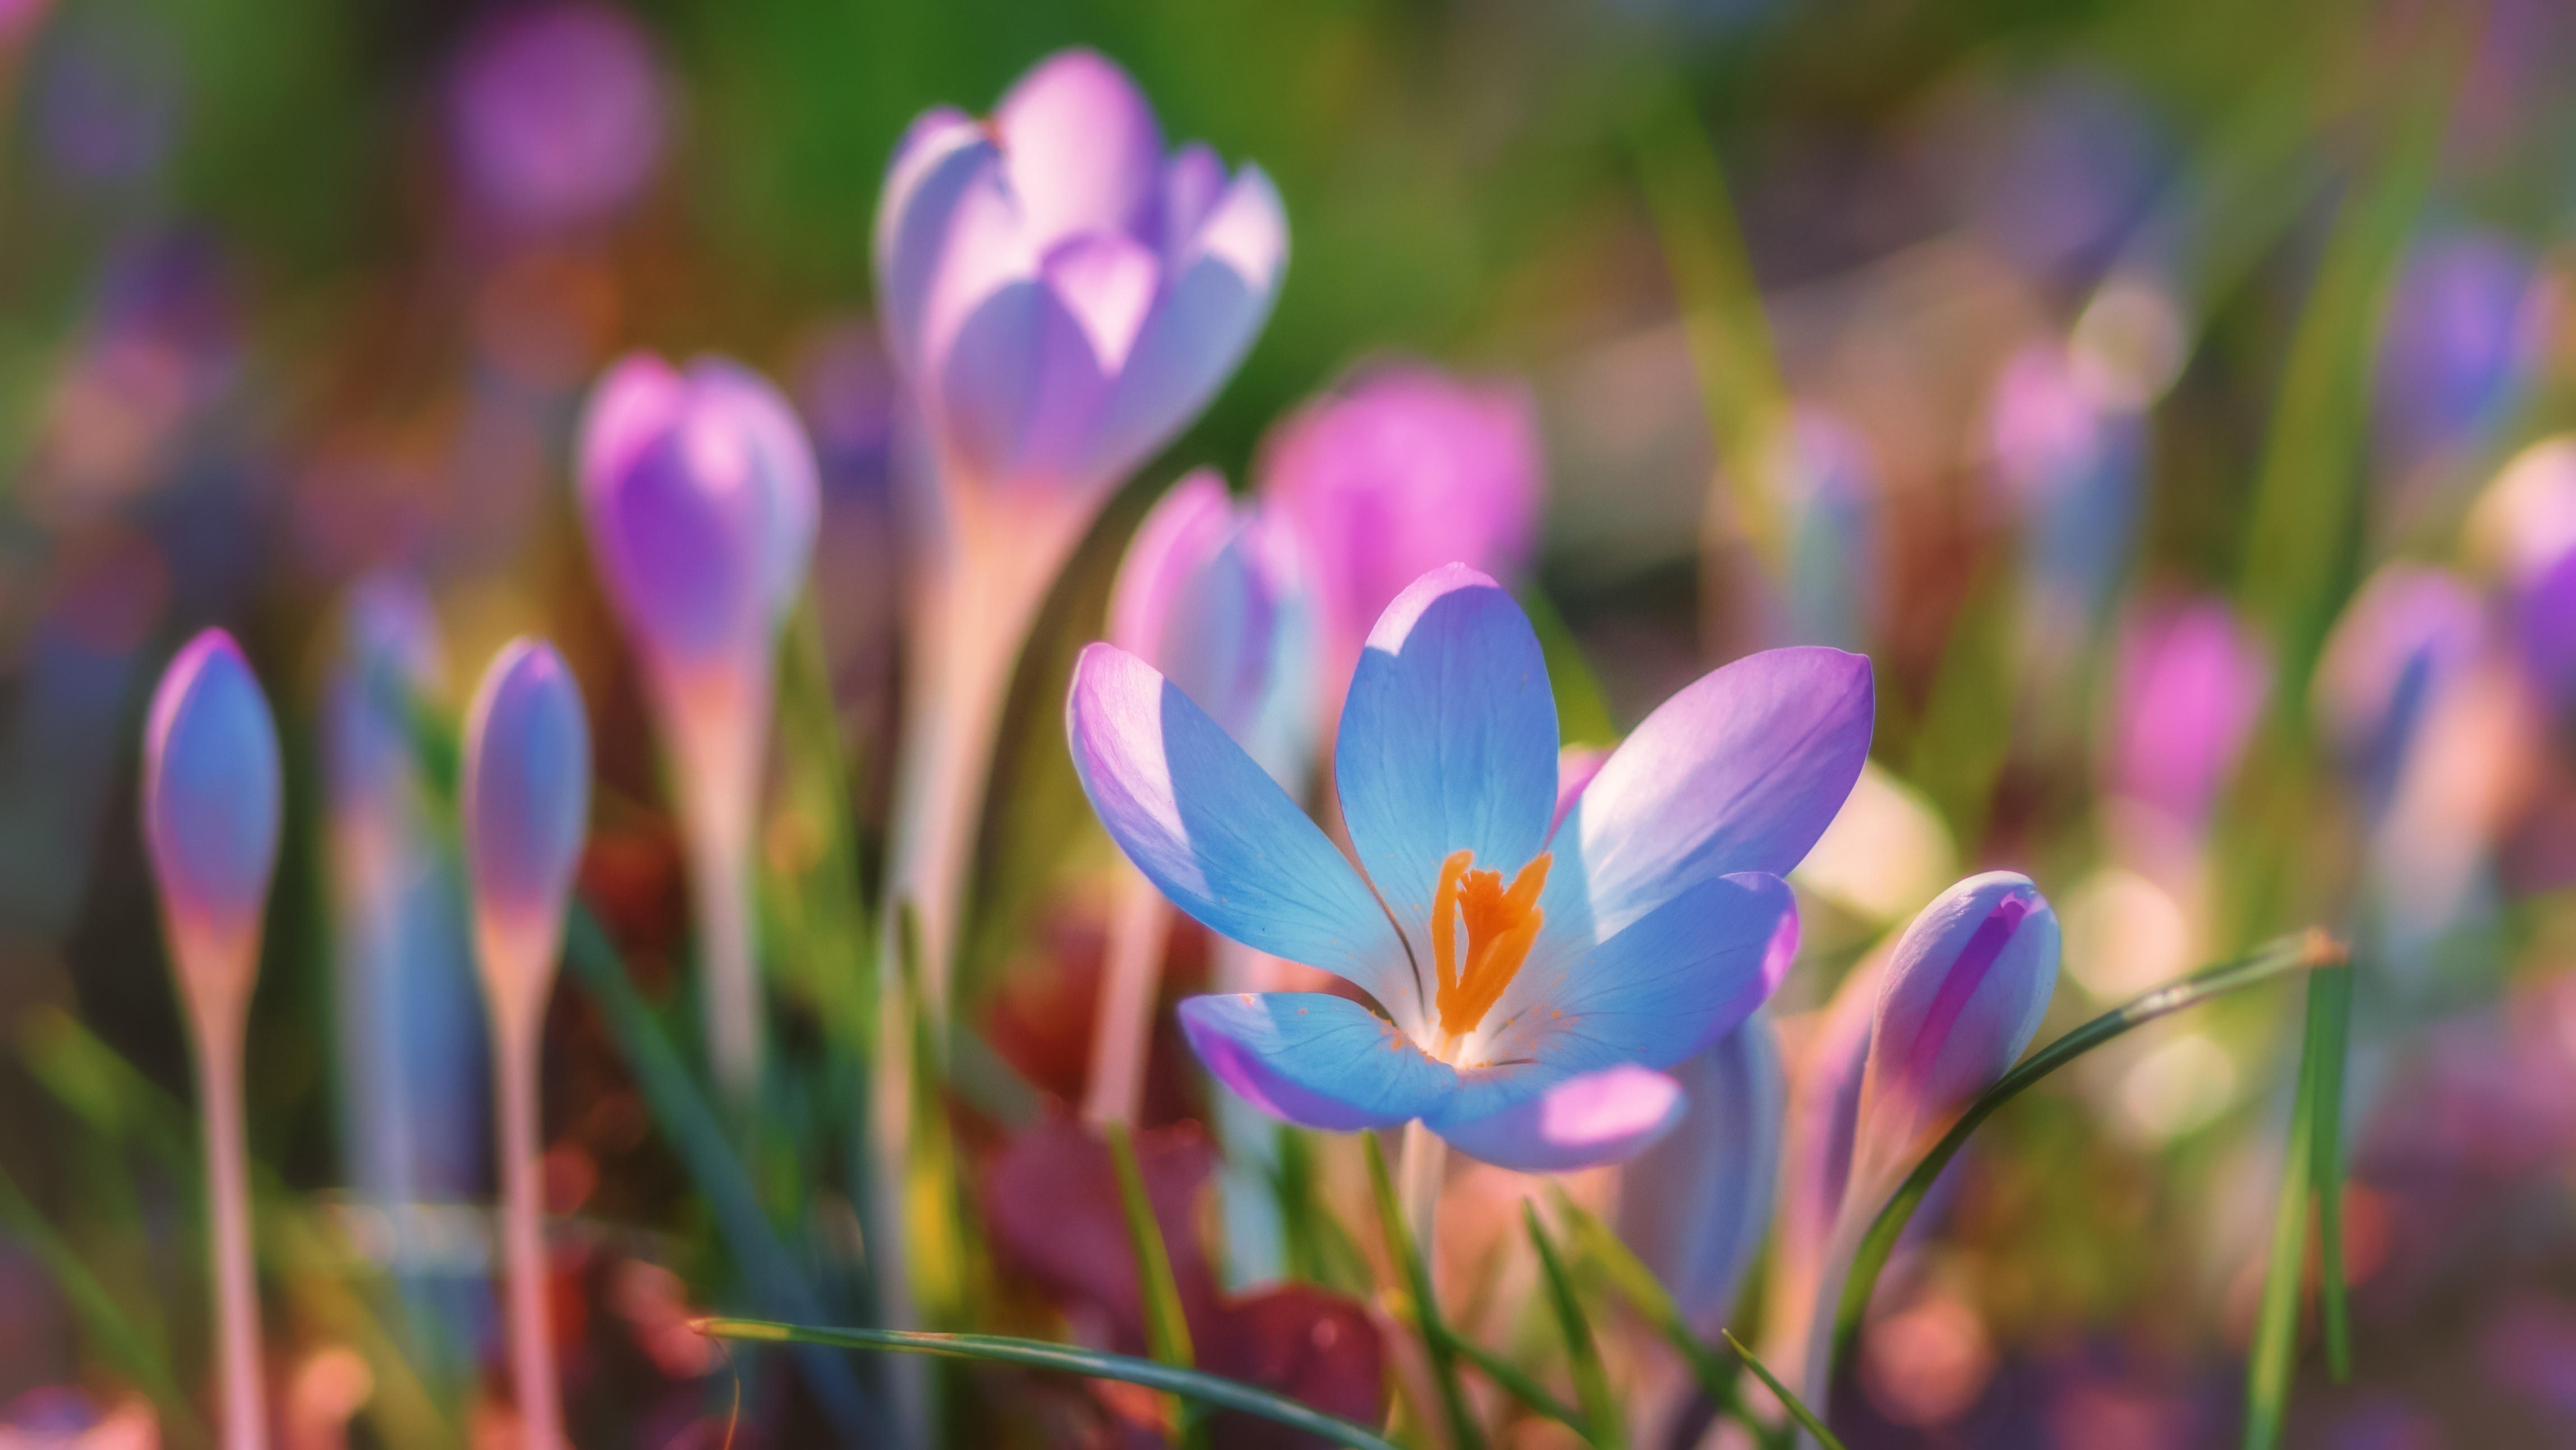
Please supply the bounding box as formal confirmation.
[4,0,2575,1444]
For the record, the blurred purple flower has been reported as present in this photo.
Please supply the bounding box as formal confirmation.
[1617,1013,1783,1334]
[2109,596,2267,830]
[462,638,592,1027]
[2315,565,2488,821]
[33,10,178,187]
[1070,565,1866,1169]
[1259,364,1541,726]
[2518,550,2576,722]
[579,351,817,1099]
[2373,228,2541,484]
[876,47,1285,520]
[1772,407,1880,651]
[1989,343,2145,641]
[448,1,665,230]
[1962,72,2169,280]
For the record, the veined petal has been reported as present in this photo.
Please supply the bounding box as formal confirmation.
[1179,993,1455,1131]
[1335,566,1558,977]
[1067,644,1418,1021]
[1434,1063,1685,1172]
[1552,646,1871,944]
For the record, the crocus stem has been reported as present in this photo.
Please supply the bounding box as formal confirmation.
[664,660,770,1110]
[1082,868,1171,1129]
[683,813,760,1111]
[1397,1120,1446,1271]
[190,995,266,1450]
[495,1014,563,1449]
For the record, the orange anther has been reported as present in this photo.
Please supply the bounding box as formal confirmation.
[1430,850,1551,1041]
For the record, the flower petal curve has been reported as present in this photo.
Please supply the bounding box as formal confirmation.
[1433,1063,1686,1172]
[1179,992,1456,1131]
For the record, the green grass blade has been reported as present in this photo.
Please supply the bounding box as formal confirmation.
[1363,1130,1484,1450]
[2247,961,2354,1448]
[694,1318,1402,1450]
[1832,932,2342,1378]
[0,1160,203,1446]
[1547,1186,1742,1412]
[1442,1332,1583,1431]
[1525,1203,1621,1448]
[2309,964,2354,1382]
[1105,1120,1203,1446]
[1722,1332,1845,1450]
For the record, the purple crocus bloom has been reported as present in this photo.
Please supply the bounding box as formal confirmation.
[2315,565,2487,822]
[447,2,665,231]
[579,351,816,1100]
[1259,364,1540,728]
[1067,563,1870,1170]
[2109,596,2267,832]
[877,47,1285,525]
[1989,343,2144,640]
[2373,228,2540,486]
[1617,1013,1784,1333]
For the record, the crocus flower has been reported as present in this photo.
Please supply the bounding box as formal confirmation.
[1067,563,1871,1171]
[1771,407,1881,652]
[1800,874,2058,1421]
[1617,1014,1783,1334]
[462,640,592,1450]
[1989,342,2145,658]
[2373,228,2541,493]
[579,352,816,1102]
[2108,596,2267,834]
[447,2,665,231]
[141,628,282,1450]
[1259,364,1540,738]
[1085,470,1309,1129]
[2314,565,2487,823]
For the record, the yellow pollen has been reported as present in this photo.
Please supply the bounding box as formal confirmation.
[1430,848,1552,1042]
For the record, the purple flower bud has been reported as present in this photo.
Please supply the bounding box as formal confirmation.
[462,639,591,1026]
[1772,407,1881,651]
[2518,550,2576,723]
[1617,1015,1783,1333]
[2109,597,2267,831]
[579,352,818,662]
[447,2,665,230]
[1109,470,1309,770]
[142,628,282,978]
[875,48,1286,507]
[1989,343,2144,632]
[1852,873,2059,1181]
[2373,228,2542,483]
[1258,363,1540,717]
[2315,565,2487,819]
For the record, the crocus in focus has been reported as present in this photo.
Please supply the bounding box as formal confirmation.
[462,640,592,1450]
[2108,596,2267,835]
[448,2,665,231]
[1258,364,1542,733]
[1617,1013,1783,1334]
[142,628,281,1450]
[1084,470,1309,1130]
[1068,563,1869,1180]
[579,352,816,1103]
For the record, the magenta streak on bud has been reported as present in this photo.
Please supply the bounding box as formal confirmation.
[462,639,591,1450]
[141,628,279,1450]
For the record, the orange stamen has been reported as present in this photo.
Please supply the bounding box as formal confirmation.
[1430,849,1552,1044]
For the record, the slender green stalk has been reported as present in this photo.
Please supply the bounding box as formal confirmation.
[1363,1130,1485,1450]
[2310,965,2354,1380]
[1547,1187,1744,1415]
[692,1318,1402,1450]
[1525,1204,1621,1448]
[1442,1333,1583,1430]
[1105,1121,1202,1447]
[1831,932,2343,1377]
[1723,1332,1845,1450]
[2247,961,2356,1448]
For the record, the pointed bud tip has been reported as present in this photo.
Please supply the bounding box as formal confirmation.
[463,639,592,960]
[142,628,283,947]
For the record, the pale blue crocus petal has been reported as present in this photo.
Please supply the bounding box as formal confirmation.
[1548,646,1871,945]
[1335,564,1558,997]
[1066,643,1418,1018]
[462,640,592,942]
[1616,1015,1784,1333]
[1435,1063,1686,1173]
[1177,992,1455,1132]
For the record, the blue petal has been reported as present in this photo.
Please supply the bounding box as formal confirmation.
[1179,992,1456,1131]
[1068,644,1421,1023]
[1616,1015,1784,1333]
[1334,565,1558,1013]
[1434,1063,1686,1172]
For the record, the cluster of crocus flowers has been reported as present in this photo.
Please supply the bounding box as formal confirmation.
[1068,563,1874,1180]
[578,352,817,1104]
[461,640,593,1450]
[142,629,283,1450]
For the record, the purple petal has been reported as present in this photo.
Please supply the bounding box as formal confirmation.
[2110,598,2267,827]
[1436,1063,1686,1173]
[143,629,282,946]
[1066,644,1417,1021]
[462,639,592,971]
[873,109,997,379]
[992,48,1165,251]
[1616,1017,1784,1331]
[687,357,820,620]
[1109,472,1283,739]
[1857,873,2060,1165]
[1554,646,1871,942]
[1333,566,1557,1005]
[1179,993,1455,1131]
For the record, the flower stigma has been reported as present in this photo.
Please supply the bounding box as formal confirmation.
[1430,847,1552,1056]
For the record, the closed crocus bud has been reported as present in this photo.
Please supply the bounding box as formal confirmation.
[2314,565,2487,822]
[1850,874,2060,1190]
[579,352,815,1101]
[462,640,592,1038]
[875,47,1286,516]
[1259,362,1540,724]
[447,1,665,231]
[2109,596,2267,834]
[1617,1015,1783,1335]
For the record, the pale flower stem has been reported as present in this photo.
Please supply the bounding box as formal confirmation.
[665,660,770,1110]
[191,1002,266,1450]
[1082,868,1172,1130]
[686,822,760,1111]
[1397,1119,1447,1270]
[495,1017,564,1450]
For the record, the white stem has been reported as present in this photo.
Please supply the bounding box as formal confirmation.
[1397,1119,1446,1266]
[1081,869,1171,1128]
[685,816,760,1109]
[496,1013,564,1450]
[190,996,266,1450]
[662,659,770,1109]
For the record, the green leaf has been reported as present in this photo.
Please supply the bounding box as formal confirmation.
[1105,1119,1203,1446]
[1832,932,2342,1376]
[2246,961,2356,1448]
[1548,1186,1741,1414]
[693,1318,1402,1450]
[2311,965,2354,1381]
[1363,1130,1485,1450]
[1722,1332,1845,1450]
[1525,1203,1621,1448]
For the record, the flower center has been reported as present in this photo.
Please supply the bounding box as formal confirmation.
[1430,848,1552,1046]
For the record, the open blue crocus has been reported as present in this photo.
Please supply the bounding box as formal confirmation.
[1068,563,1874,1171]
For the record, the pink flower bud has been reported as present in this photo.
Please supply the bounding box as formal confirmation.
[462,639,591,1029]
[447,2,665,231]
[142,628,282,985]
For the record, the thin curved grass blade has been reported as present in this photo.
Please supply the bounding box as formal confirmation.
[1525,1201,1622,1448]
[1547,1184,1741,1412]
[692,1318,1402,1450]
[1363,1129,1484,1450]
[1722,1331,1844,1450]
